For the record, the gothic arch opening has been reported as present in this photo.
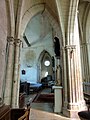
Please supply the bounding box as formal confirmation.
[37,50,53,82]
[20,6,62,84]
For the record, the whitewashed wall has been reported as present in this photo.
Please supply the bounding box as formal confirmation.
[20,33,54,83]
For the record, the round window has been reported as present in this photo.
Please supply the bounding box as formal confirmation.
[44,60,50,66]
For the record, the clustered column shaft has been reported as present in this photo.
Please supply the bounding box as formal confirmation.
[4,37,21,108]
[4,37,14,105]
[64,45,86,112]
[12,39,21,108]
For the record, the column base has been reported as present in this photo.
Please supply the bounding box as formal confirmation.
[12,103,19,108]
[63,101,87,119]
[63,108,80,119]
[11,95,19,108]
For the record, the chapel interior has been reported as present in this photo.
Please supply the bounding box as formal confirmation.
[0,0,90,120]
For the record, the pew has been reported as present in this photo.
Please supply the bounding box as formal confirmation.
[18,111,29,120]
[19,93,25,108]
[18,106,30,120]
[0,104,30,120]
[0,91,31,120]
[0,105,11,120]
[0,105,26,120]
[11,108,25,120]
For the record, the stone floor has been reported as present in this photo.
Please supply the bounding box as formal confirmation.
[25,88,80,120]
[29,108,72,120]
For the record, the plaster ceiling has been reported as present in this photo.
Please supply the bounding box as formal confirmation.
[18,0,59,47]
[24,13,53,47]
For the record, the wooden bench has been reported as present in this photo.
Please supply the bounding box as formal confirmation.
[0,103,30,120]
[0,105,11,120]
[10,108,25,120]
[19,93,25,108]
[18,106,30,120]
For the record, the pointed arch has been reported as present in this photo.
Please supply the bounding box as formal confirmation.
[20,3,45,37]
[37,50,53,82]
[67,0,79,45]
[19,2,62,45]
[5,0,15,36]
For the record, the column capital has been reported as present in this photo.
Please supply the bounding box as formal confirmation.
[7,36,14,45]
[65,45,76,50]
[14,39,22,46]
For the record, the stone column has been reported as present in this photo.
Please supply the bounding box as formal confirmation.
[12,39,21,108]
[63,45,86,118]
[4,37,14,105]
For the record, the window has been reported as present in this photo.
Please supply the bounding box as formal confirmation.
[44,60,50,66]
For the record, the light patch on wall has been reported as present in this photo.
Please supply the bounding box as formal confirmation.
[45,72,48,77]
[25,50,36,66]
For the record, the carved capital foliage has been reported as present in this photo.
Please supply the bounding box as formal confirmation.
[65,45,76,50]
[14,39,22,46]
[7,36,14,45]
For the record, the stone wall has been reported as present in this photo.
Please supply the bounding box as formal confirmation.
[0,0,7,98]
